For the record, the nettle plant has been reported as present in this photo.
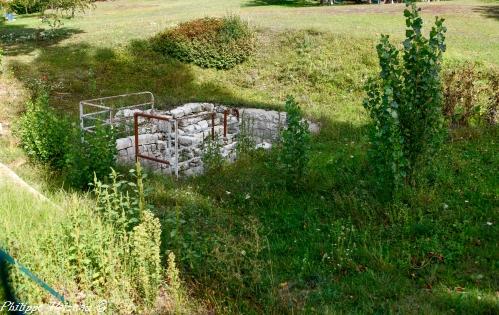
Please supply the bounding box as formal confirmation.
[363,1,447,197]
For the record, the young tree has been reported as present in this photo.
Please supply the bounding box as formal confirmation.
[278,96,311,189]
[363,1,447,197]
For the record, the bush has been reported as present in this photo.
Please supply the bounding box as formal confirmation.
[277,96,310,188]
[151,16,254,69]
[443,63,499,127]
[16,91,117,189]
[16,91,71,168]
[363,1,447,197]
[63,123,117,189]
[7,0,47,14]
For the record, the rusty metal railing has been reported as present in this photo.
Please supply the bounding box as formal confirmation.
[133,112,178,177]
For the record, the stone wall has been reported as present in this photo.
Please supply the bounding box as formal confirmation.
[114,103,319,177]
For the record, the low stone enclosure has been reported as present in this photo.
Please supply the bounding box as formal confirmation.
[79,92,319,177]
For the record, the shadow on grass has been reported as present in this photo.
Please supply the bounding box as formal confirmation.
[9,40,274,114]
[472,5,499,21]
[243,0,319,7]
[0,21,83,56]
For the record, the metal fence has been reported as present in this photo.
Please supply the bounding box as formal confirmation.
[79,91,155,132]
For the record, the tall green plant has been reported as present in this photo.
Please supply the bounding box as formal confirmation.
[202,134,224,172]
[63,123,117,189]
[278,96,311,188]
[92,163,162,308]
[363,1,446,197]
[16,91,71,169]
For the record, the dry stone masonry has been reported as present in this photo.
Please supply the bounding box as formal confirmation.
[114,103,319,177]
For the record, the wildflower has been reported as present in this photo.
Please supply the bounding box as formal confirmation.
[226,191,231,195]
[245,193,251,200]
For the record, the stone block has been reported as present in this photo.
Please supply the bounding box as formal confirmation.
[170,108,185,118]
[197,120,209,131]
[116,137,132,150]
[256,142,272,150]
[181,124,197,134]
[126,147,135,156]
[178,136,195,146]
[184,103,203,113]
[203,103,214,112]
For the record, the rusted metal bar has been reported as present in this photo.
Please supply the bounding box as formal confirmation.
[134,112,171,120]
[136,153,171,165]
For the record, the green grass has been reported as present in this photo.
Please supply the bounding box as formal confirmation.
[1,0,498,64]
[0,0,498,313]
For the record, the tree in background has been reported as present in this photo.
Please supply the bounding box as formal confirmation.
[2,0,94,27]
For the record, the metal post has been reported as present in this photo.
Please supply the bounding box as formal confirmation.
[134,113,139,163]
[79,102,84,130]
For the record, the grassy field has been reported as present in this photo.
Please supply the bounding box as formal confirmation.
[1,0,498,64]
[1,0,498,314]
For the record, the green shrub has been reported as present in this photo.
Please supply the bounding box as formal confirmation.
[443,63,499,127]
[15,91,71,169]
[277,96,310,188]
[7,0,47,14]
[16,91,117,189]
[363,2,447,197]
[63,123,117,189]
[151,16,254,69]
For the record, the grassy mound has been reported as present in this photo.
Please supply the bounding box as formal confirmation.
[151,16,254,70]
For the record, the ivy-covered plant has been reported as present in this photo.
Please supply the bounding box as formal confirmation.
[363,1,447,197]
